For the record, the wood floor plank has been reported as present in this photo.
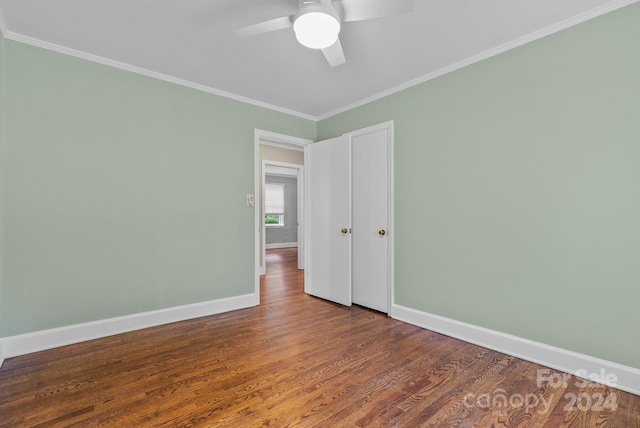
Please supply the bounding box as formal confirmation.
[0,247,638,427]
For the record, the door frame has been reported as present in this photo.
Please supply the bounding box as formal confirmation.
[254,129,312,303]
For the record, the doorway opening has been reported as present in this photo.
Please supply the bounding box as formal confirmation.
[254,130,312,303]
[263,162,303,276]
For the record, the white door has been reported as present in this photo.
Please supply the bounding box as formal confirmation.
[351,127,390,312]
[305,135,352,306]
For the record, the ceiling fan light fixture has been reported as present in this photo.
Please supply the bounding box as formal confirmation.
[293,11,340,49]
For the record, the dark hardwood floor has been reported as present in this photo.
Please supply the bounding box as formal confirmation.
[0,247,638,427]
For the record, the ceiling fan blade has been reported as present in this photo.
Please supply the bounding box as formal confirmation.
[321,38,346,67]
[233,15,293,37]
[336,0,414,22]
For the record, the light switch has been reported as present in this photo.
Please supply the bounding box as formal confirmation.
[247,194,255,207]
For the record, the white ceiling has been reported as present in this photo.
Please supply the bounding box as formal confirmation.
[0,0,635,120]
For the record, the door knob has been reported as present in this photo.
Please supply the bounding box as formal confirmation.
[341,228,348,234]
[378,229,386,236]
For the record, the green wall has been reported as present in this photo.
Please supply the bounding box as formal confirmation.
[318,3,640,368]
[0,36,315,336]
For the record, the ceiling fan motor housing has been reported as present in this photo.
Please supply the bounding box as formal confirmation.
[293,0,342,49]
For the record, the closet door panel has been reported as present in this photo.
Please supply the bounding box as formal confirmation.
[305,135,352,306]
[352,128,389,313]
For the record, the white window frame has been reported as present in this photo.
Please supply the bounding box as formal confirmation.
[265,214,285,227]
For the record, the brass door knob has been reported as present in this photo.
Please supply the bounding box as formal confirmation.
[378,230,386,236]
[341,228,348,234]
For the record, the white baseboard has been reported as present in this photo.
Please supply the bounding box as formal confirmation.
[0,293,258,363]
[391,304,640,396]
[266,242,298,249]
[2,296,637,397]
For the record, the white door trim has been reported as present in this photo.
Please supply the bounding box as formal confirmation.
[257,130,312,151]
[254,129,312,303]
[343,121,395,314]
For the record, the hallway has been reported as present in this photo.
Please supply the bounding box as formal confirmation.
[263,247,304,294]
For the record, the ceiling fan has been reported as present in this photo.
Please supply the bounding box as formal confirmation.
[233,0,414,67]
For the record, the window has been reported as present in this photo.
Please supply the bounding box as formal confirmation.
[265,182,285,227]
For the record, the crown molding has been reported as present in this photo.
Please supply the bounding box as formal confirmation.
[317,0,640,121]
[0,28,318,121]
[0,0,638,122]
